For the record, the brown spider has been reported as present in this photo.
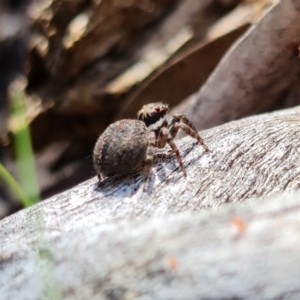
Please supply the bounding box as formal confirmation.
[137,102,209,188]
[93,103,209,190]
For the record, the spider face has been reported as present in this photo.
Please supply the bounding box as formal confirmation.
[137,102,169,127]
[93,102,209,190]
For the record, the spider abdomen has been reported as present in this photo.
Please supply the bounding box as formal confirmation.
[93,119,149,179]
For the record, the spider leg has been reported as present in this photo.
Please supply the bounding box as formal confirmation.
[143,131,156,190]
[93,159,102,184]
[157,131,167,148]
[159,127,187,176]
[171,114,209,151]
[97,174,102,183]
[173,114,197,131]
[168,123,180,140]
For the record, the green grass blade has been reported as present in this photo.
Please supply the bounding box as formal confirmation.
[9,78,40,206]
[0,162,32,207]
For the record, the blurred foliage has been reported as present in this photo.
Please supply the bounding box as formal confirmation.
[7,78,40,207]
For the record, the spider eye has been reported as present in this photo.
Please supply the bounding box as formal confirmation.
[140,111,163,127]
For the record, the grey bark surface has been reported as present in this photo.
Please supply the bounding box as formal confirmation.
[1,106,300,299]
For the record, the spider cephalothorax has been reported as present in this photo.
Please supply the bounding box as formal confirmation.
[93,102,209,190]
[137,102,209,186]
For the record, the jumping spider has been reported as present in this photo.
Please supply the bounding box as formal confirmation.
[93,102,209,190]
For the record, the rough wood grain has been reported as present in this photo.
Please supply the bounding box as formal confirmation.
[1,193,300,299]
[1,106,300,299]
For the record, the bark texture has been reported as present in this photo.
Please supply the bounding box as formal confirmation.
[1,106,300,299]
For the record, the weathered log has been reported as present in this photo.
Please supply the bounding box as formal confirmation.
[1,106,300,299]
[1,193,300,299]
